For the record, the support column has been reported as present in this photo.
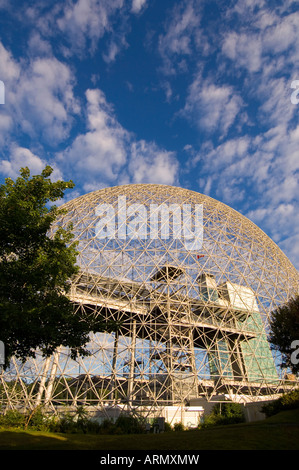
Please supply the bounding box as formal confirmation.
[166,280,174,404]
[44,348,61,405]
[35,356,52,406]
[127,320,136,405]
[111,330,119,402]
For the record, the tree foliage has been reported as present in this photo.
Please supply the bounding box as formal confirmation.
[269,295,299,374]
[201,402,245,428]
[0,166,96,365]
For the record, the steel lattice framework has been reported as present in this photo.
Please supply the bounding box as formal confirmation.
[1,184,298,421]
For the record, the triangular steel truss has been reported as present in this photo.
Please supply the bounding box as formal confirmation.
[1,184,298,418]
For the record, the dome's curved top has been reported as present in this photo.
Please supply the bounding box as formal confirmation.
[57,183,289,253]
[54,184,298,314]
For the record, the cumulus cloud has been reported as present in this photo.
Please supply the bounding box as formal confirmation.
[263,11,299,57]
[0,145,62,180]
[57,88,129,182]
[56,88,180,189]
[257,77,296,128]
[129,140,179,185]
[222,32,262,73]
[52,0,143,61]
[197,119,298,207]
[18,57,80,143]
[12,1,143,62]
[222,9,299,74]
[182,77,245,137]
[246,202,299,267]
[0,42,20,82]
[0,42,79,145]
[57,0,124,53]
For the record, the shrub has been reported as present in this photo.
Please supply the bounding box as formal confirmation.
[0,407,54,431]
[0,409,26,428]
[261,389,299,417]
[173,422,185,432]
[114,415,145,434]
[164,421,172,432]
[0,408,156,435]
[53,413,78,433]
[97,419,117,434]
[24,407,54,432]
[201,402,245,428]
[281,389,299,409]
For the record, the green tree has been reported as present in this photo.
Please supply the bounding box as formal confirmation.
[269,295,299,375]
[0,166,95,365]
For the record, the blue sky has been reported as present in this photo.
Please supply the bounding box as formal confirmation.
[0,0,298,269]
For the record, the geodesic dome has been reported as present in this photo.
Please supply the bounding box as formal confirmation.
[1,184,298,420]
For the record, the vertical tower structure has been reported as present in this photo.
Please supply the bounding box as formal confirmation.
[1,184,298,418]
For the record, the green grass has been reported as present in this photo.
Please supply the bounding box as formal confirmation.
[0,409,299,450]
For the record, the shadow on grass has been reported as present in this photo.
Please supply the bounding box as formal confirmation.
[0,430,70,450]
[1,410,299,451]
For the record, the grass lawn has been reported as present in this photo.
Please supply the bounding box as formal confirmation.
[0,409,298,451]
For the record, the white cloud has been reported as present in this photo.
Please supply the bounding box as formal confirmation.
[56,0,125,55]
[17,57,80,143]
[0,0,9,8]
[246,202,298,255]
[27,32,53,57]
[279,233,299,271]
[257,77,295,127]
[222,32,262,73]
[56,88,180,188]
[222,9,299,74]
[197,119,298,207]
[131,0,147,14]
[0,43,80,145]
[0,114,13,144]
[19,0,148,63]
[158,0,202,75]
[201,136,250,170]
[102,34,129,63]
[129,140,179,185]
[0,145,62,180]
[57,88,129,181]
[0,42,20,82]
[58,0,110,49]
[182,77,244,137]
[233,0,266,15]
[263,11,299,56]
